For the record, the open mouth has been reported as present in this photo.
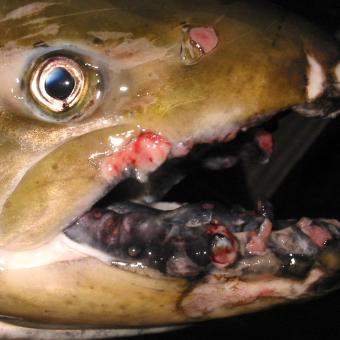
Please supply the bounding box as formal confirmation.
[64,121,278,275]
[52,114,340,318]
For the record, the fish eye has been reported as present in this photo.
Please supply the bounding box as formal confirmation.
[30,56,84,113]
[26,49,104,123]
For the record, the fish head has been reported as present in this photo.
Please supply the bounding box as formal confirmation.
[0,0,339,336]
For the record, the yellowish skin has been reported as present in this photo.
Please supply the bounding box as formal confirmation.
[0,0,339,329]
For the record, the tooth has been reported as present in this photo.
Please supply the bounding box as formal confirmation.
[246,218,272,255]
[334,61,340,91]
[306,54,326,101]
[297,217,332,248]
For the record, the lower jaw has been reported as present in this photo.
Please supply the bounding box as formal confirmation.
[1,183,339,329]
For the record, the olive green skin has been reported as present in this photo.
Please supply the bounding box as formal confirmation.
[0,0,339,329]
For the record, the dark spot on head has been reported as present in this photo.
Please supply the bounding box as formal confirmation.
[92,37,104,45]
[33,41,49,48]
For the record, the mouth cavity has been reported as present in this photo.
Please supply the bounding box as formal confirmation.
[63,126,340,288]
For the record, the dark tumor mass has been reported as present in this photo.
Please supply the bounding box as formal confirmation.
[45,67,75,100]
[186,238,211,266]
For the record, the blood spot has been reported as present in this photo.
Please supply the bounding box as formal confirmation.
[208,225,238,267]
[104,218,114,228]
[255,130,273,156]
[92,209,103,220]
[102,132,171,180]
[189,27,218,54]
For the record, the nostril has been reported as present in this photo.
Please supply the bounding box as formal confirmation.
[188,27,218,54]
[180,25,218,65]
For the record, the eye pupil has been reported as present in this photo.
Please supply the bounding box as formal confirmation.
[45,67,75,100]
